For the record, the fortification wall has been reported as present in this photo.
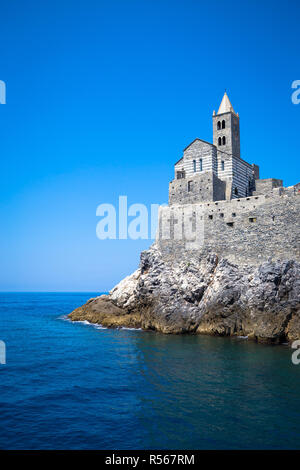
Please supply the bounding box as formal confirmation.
[253,178,283,196]
[157,192,300,265]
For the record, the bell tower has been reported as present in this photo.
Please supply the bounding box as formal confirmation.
[213,92,240,158]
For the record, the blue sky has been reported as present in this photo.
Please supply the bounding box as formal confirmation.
[0,0,299,291]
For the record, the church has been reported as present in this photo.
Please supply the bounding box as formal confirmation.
[169,92,266,205]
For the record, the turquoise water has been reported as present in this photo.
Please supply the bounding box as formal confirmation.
[0,292,299,449]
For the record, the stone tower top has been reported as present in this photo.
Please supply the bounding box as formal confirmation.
[212,92,240,158]
[216,91,236,115]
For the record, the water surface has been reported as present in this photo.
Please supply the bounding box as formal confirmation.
[0,292,299,449]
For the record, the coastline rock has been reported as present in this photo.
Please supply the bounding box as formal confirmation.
[68,244,300,343]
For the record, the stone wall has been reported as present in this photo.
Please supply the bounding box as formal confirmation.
[158,191,300,266]
[169,171,226,205]
[253,178,283,196]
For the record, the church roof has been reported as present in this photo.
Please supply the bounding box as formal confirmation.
[217,91,236,115]
[183,138,215,152]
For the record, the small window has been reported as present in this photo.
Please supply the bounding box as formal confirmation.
[217,121,221,130]
[199,158,203,171]
[220,213,224,218]
[234,187,239,196]
[188,181,193,192]
[218,137,222,146]
[209,215,213,220]
[222,136,226,145]
[222,120,225,129]
[232,213,236,217]
[193,160,196,172]
[221,160,225,171]
[227,222,234,227]
[249,217,257,223]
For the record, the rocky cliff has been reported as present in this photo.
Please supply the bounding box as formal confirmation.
[69,244,300,343]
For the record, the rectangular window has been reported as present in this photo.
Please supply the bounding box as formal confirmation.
[199,158,203,171]
[221,160,225,171]
[188,181,193,192]
[193,160,196,172]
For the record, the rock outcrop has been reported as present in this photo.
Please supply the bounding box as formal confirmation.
[69,244,300,343]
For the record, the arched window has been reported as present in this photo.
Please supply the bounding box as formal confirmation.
[217,121,221,130]
[199,158,203,171]
[221,160,225,171]
[222,136,226,145]
[218,137,222,146]
[222,120,225,129]
[234,187,239,196]
[193,159,196,172]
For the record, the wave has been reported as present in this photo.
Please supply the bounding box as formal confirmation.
[121,327,142,331]
[58,315,107,330]
[58,315,142,331]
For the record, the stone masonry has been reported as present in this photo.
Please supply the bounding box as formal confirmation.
[162,92,300,265]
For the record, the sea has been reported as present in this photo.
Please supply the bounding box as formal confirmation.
[0,292,299,450]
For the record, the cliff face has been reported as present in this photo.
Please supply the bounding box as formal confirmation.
[69,244,300,343]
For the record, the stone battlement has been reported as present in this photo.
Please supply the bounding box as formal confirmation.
[158,189,300,265]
